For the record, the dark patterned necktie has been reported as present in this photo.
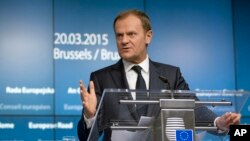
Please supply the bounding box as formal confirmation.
[132,65,147,116]
[132,65,146,90]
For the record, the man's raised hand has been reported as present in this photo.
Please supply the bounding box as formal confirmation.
[80,80,97,118]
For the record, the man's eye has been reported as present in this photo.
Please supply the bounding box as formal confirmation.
[128,33,136,37]
[116,34,122,38]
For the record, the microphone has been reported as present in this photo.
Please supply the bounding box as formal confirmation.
[159,75,171,89]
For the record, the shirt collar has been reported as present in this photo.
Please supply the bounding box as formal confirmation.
[123,55,149,73]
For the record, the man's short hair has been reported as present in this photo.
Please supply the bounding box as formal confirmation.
[113,9,152,32]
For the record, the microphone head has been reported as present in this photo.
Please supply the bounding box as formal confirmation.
[159,75,169,84]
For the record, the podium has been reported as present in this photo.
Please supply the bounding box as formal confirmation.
[87,89,249,141]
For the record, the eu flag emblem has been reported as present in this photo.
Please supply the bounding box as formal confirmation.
[176,129,193,141]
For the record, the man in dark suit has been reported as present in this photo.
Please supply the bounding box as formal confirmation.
[77,9,241,141]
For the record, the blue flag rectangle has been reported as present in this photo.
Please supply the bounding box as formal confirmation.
[176,129,193,141]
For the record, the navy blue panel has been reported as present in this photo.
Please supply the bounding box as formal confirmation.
[233,0,250,117]
[233,0,250,91]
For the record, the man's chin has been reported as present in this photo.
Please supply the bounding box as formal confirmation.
[122,57,139,64]
[120,54,132,60]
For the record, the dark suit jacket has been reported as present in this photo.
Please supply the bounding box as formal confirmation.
[77,59,217,141]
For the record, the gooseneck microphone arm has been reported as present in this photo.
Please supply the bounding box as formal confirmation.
[158,75,171,90]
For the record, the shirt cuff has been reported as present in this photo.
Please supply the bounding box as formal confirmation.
[84,114,96,129]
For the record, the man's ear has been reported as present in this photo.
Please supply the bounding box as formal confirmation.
[145,30,153,44]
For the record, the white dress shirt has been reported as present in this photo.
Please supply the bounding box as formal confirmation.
[122,56,150,99]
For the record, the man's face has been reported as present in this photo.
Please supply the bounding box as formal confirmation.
[114,15,152,64]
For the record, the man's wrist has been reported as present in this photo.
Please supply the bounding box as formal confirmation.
[84,112,95,119]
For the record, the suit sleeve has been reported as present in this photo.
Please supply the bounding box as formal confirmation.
[77,110,90,141]
[77,113,101,141]
[174,67,189,90]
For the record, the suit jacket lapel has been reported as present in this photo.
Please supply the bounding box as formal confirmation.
[149,60,166,90]
[147,60,166,117]
[110,59,129,89]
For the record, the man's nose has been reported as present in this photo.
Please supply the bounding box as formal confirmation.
[121,35,129,44]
